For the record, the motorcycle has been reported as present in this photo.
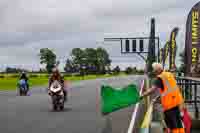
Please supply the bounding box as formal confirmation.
[48,80,65,111]
[18,79,28,96]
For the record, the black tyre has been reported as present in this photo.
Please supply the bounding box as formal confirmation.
[19,90,22,96]
[25,90,28,96]
[53,104,57,110]
[60,105,64,110]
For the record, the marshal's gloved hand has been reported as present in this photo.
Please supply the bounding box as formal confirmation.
[139,96,144,101]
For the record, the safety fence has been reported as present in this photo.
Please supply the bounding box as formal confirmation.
[127,76,200,133]
[176,77,200,119]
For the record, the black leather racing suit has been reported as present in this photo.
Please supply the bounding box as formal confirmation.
[48,76,67,101]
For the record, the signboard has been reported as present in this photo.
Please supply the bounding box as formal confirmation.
[185,2,200,76]
[163,41,169,68]
[159,48,163,63]
[169,27,179,71]
[159,48,165,68]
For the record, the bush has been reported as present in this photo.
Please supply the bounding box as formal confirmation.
[63,73,72,77]
[45,74,50,77]
[29,74,39,78]
[73,73,81,77]
[137,69,145,75]
[125,67,133,75]
[0,75,4,78]
[10,74,19,78]
[113,66,121,75]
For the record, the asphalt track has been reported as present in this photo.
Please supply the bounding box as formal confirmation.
[0,75,144,133]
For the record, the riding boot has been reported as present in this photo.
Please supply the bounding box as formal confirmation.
[27,83,29,91]
[63,90,66,101]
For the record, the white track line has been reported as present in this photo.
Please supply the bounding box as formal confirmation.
[127,79,144,133]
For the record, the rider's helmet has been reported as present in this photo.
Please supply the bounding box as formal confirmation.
[20,71,27,78]
[52,67,59,73]
[52,67,60,77]
[22,71,25,74]
[52,67,58,72]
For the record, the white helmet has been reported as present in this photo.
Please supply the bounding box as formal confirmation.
[52,67,59,73]
[152,62,163,72]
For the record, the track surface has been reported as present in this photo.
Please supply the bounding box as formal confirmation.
[0,75,144,133]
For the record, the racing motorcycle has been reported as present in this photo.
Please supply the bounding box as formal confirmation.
[48,80,65,111]
[18,79,28,96]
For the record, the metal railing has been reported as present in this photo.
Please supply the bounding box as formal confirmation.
[176,77,200,119]
[127,76,200,133]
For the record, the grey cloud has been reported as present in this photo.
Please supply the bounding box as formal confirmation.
[90,0,192,18]
[0,0,199,70]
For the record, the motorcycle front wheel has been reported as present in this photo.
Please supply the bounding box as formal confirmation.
[53,104,57,110]
[60,105,64,110]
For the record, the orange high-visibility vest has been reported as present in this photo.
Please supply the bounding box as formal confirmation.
[158,72,184,111]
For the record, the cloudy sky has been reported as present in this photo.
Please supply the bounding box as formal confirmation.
[0,0,199,71]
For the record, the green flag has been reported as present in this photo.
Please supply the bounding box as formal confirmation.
[101,84,141,115]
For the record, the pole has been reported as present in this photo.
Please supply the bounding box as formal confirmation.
[158,37,160,62]
[169,39,172,70]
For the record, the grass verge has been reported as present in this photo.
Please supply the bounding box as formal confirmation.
[0,73,127,91]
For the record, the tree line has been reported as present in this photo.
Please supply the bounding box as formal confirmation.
[2,47,144,75]
[64,48,111,75]
[39,47,145,75]
[39,47,113,74]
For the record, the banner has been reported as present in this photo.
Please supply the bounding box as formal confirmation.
[162,41,170,69]
[159,48,165,68]
[185,2,200,76]
[159,48,164,63]
[169,27,179,70]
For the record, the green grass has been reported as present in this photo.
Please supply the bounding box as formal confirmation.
[0,73,127,90]
[0,77,49,91]
[0,78,18,90]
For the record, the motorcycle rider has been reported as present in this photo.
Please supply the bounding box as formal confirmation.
[19,71,29,91]
[48,68,67,101]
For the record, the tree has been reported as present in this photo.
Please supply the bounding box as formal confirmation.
[125,67,133,75]
[125,67,137,75]
[71,48,85,64]
[96,47,112,74]
[71,48,87,75]
[70,47,111,74]
[85,48,97,74]
[113,66,120,75]
[5,67,27,73]
[64,59,74,73]
[39,48,57,73]
[137,69,145,74]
